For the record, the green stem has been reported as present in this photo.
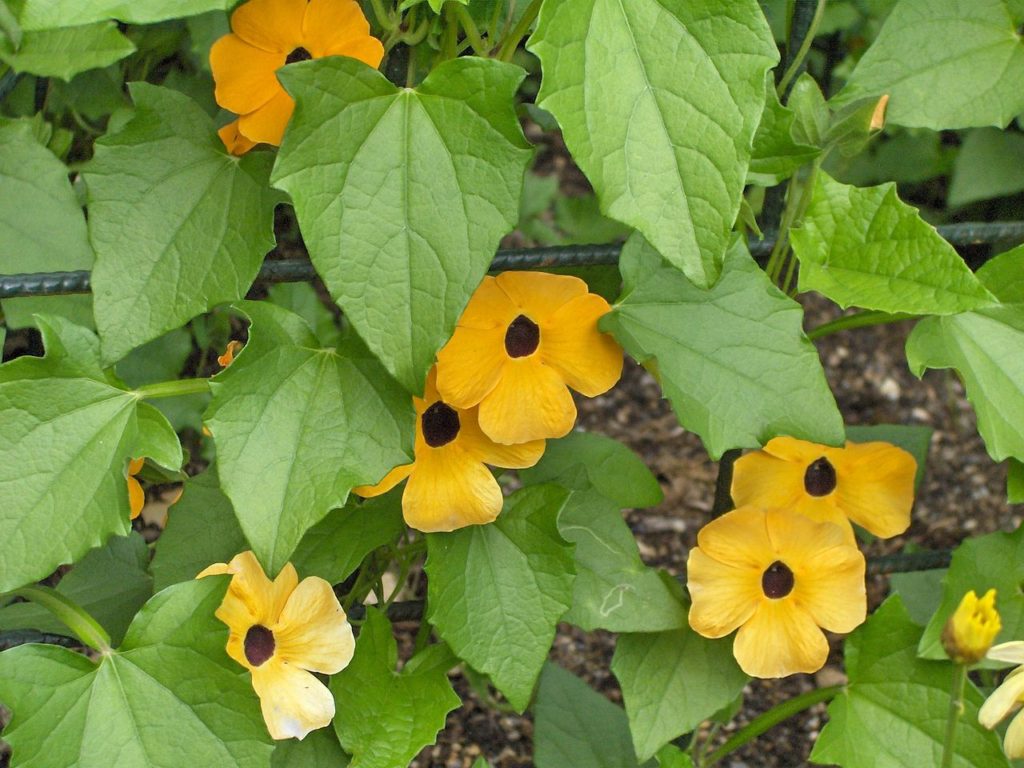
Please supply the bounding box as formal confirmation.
[454,5,488,54]
[438,3,459,62]
[776,0,826,96]
[941,664,968,768]
[10,585,112,655]
[133,377,211,400]
[764,157,822,286]
[496,0,543,62]
[369,0,395,31]
[705,685,841,766]
[806,310,918,340]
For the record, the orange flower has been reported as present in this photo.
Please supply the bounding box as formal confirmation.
[354,368,545,532]
[218,340,244,368]
[435,272,623,444]
[731,436,916,540]
[210,0,384,154]
[127,458,145,520]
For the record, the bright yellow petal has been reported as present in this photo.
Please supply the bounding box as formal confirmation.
[494,271,587,324]
[231,0,306,53]
[541,292,622,397]
[456,276,518,330]
[238,88,295,146]
[127,476,144,520]
[267,562,299,624]
[686,547,760,638]
[353,463,413,497]
[402,446,502,532]
[218,120,258,156]
[477,358,576,444]
[196,562,232,578]
[1005,709,1024,758]
[694,506,774,571]
[251,661,335,740]
[210,34,284,115]
[788,496,855,542]
[730,449,806,510]
[475,431,545,469]
[302,0,383,65]
[274,577,355,674]
[831,441,916,538]
[762,436,829,464]
[733,600,829,678]
[792,545,866,634]
[435,325,507,408]
[128,457,145,475]
[980,667,1024,728]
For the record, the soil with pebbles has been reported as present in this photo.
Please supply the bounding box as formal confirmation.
[412,296,1021,768]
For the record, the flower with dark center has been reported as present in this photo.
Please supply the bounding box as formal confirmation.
[687,506,866,678]
[731,436,916,540]
[354,367,545,532]
[210,0,384,154]
[198,551,355,739]
[436,271,623,444]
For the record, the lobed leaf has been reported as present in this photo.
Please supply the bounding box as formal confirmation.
[13,0,233,30]
[0,21,134,80]
[976,244,1024,304]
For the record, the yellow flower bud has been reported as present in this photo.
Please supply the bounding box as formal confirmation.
[943,589,1001,664]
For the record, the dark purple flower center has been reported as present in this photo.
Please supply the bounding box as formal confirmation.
[803,457,837,496]
[422,401,460,447]
[504,314,540,358]
[286,47,313,65]
[761,561,795,599]
[243,624,275,666]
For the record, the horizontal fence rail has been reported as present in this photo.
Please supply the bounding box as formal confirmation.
[2,221,1023,299]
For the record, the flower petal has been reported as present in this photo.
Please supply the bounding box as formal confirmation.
[302,0,383,65]
[730,449,806,510]
[218,119,259,155]
[733,600,829,678]
[831,441,916,538]
[231,0,306,52]
[274,577,355,674]
[210,34,284,115]
[1004,709,1024,758]
[402,446,503,532]
[435,325,507,408]
[353,463,413,498]
[267,562,300,624]
[475,431,545,470]
[477,358,576,444]
[238,88,295,146]
[762,436,828,464]
[456,276,518,330]
[980,667,1024,728]
[988,642,1024,666]
[128,476,144,520]
[686,548,759,638]
[541,292,622,397]
[494,271,588,324]
[251,661,335,740]
[694,506,774,571]
[792,545,866,633]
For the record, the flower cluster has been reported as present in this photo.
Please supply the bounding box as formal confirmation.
[688,436,916,678]
[358,271,623,532]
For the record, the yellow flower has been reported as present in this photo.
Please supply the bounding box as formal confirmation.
[943,589,1001,664]
[435,271,623,444]
[210,0,384,154]
[687,506,866,678]
[354,367,545,532]
[197,551,354,740]
[980,642,1024,758]
[731,436,916,540]
[127,457,145,520]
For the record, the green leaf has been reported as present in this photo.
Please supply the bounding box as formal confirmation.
[272,728,350,767]
[1009,458,1024,503]
[845,423,932,490]
[889,568,946,627]
[605,234,843,457]
[291,492,405,585]
[811,596,1009,768]
[749,79,820,186]
[977,244,1024,304]
[556,489,687,633]
[520,431,662,509]
[906,307,1024,462]
[533,662,654,768]
[84,83,279,365]
[612,628,747,761]
[0,578,274,767]
[655,745,694,768]
[0,21,134,80]
[267,282,341,347]
[14,0,232,30]
[948,128,1024,207]
[917,526,1024,660]
[791,172,996,314]
[115,328,192,387]
[205,301,413,574]
[273,56,531,393]
[0,316,180,592]
[425,485,575,710]
[150,467,248,592]
[331,609,459,768]
[0,533,151,645]
[0,120,93,330]
[529,0,777,287]
[835,0,1024,129]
